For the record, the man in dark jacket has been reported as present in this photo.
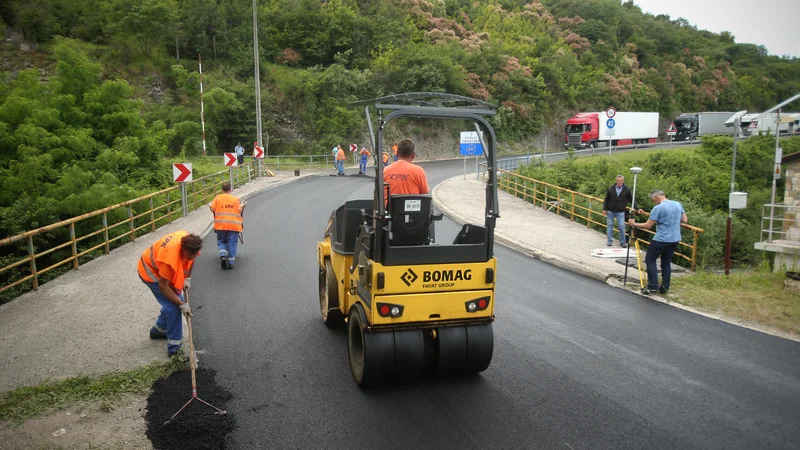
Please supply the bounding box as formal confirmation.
[603,175,633,247]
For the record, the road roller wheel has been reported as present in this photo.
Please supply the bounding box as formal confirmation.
[319,259,344,326]
[464,323,494,373]
[434,325,467,375]
[393,329,425,378]
[348,305,393,387]
[434,324,494,375]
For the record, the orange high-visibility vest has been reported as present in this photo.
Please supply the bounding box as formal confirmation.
[336,148,345,161]
[137,231,194,290]
[360,149,371,158]
[210,193,243,232]
[392,144,398,156]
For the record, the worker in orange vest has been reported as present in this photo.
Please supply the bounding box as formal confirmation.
[138,230,202,357]
[392,143,399,162]
[358,147,371,175]
[336,144,346,176]
[209,181,247,269]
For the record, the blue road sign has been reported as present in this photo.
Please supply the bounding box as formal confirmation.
[460,143,481,156]
[606,118,616,129]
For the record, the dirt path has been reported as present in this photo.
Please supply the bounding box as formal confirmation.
[0,394,152,450]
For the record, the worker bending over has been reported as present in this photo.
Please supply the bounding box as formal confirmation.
[138,230,202,357]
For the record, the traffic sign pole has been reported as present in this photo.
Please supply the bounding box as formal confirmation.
[180,182,188,217]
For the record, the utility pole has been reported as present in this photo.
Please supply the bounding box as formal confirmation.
[725,116,740,275]
[252,0,263,154]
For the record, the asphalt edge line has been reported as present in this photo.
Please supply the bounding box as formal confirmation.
[431,176,800,343]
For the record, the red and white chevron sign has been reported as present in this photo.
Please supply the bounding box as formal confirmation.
[172,163,193,182]
[224,152,238,166]
[350,144,357,152]
[253,146,264,158]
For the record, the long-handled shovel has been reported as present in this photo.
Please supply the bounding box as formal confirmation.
[163,288,227,425]
[238,201,247,244]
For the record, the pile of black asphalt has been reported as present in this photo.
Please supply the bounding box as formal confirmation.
[145,368,236,449]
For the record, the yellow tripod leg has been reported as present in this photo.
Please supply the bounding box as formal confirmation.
[635,238,646,293]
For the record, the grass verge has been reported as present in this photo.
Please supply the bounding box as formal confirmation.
[571,146,698,165]
[669,269,799,335]
[0,359,183,423]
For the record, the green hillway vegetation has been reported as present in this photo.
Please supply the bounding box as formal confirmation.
[0,1,798,312]
[516,139,800,335]
[1,0,798,240]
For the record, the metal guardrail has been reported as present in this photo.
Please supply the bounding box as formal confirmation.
[200,154,338,170]
[477,139,702,179]
[0,160,262,300]
[760,203,800,243]
[484,169,705,271]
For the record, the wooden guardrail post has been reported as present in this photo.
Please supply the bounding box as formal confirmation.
[533,182,537,206]
[69,223,79,269]
[570,192,575,221]
[149,198,156,232]
[192,182,198,212]
[27,236,38,291]
[692,230,700,271]
[102,212,110,254]
[166,190,172,222]
[557,191,562,215]
[128,205,135,241]
[523,180,528,203]
[543,186,548,210]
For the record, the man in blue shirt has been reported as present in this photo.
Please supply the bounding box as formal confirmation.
[628,189,688,294]
[235,143,245,165]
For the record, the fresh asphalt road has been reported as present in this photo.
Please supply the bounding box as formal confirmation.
[189,159,800,449]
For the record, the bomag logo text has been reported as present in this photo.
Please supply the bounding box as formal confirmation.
[422,269,471,288]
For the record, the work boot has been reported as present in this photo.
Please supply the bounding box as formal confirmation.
[620,242,627,248]
[149,331,167,340]
[220,256,228,269]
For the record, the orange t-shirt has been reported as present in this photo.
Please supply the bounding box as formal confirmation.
[392,145,398,156]
[383,160,429,202]
[336,149,345,161]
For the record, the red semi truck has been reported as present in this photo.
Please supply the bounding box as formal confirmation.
[564,112,659,149]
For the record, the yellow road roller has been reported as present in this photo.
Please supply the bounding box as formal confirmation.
[317,93,500,386]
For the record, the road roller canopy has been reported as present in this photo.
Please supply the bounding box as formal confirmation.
[347,92,501,263]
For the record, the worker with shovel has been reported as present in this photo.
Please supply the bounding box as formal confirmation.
[138,230,202,357]
[209,181,247,269]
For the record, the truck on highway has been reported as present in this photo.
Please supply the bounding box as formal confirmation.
[564,112,659,149]
[672,112,735,140]
[727,112,800,137]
